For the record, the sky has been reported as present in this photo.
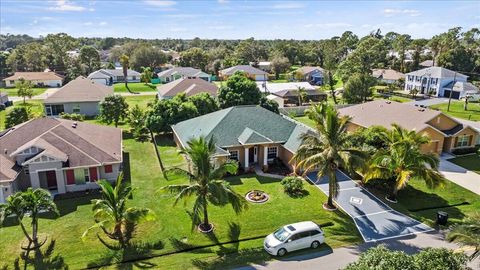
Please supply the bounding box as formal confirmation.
[0,0,479,40]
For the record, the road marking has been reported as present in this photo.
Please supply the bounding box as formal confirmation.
[339,187,361,191]
[350,196,363,205]
[354,210,393,218]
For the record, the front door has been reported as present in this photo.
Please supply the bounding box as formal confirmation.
[46,171,57,189]
[249,147,258,164]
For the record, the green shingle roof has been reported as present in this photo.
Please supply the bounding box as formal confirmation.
[172,105,311,154]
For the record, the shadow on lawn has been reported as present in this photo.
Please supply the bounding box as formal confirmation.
[3,240,69,270]
[154,134,176,147]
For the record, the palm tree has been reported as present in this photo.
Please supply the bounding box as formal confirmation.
[447,213,480,260]
[364,124,446,202]
[119,54,137,94]
[83,174,155,248]
[297,86,307,106]
[0,188,58,250]
[140,66,153,85]
[292,103,367,209]
[162,136,247,232]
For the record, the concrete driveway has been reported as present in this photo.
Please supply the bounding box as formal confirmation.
[306,171,433,242]
[439,155,480,195]
[406,97,449,107]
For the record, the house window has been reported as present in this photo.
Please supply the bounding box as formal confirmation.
[104,165,113,173]
[229,150,239,161]
[73,104,80,114]
[46,104,65,116]
[74,169,86,185]
[456,135,470,148]
[84,169,90,182]
[267,147,278,160]
[24,167,29,175]
[117,76,124,81]
[132,76,137,80]
[9,80,14,84]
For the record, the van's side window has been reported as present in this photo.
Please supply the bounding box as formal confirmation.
[309,230,321,236]
[298,232,311,238]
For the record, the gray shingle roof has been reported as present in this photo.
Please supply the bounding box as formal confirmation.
[157,78,217,98]
[444,81,479,93]
[220,65,268,76]
[172,106,310,153]
[406,67,468,79]
[157,67,209,78]
[88,69,141,78]
[44,76,113,103]
[295,66,324,75]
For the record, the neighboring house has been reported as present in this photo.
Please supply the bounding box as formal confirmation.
[444,82,479,99]
[157,78,218,99]
[420,60,434,68]
[87,69,141,85]
[404,67,470,99]
[256,82,326,107]
[338,100,479,154]
[294,66,324,85]
[3,72,63,88]
[157,67,211,83]
[219,65,269,81]
[0,118,123,203]
[43,76,113,116]
[249,61,271,72]
[172,106,311,171]
[372,69,404,84]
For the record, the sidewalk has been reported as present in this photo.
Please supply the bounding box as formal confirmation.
[439,155,480,195]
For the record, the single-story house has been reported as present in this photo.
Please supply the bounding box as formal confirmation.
[249,61,272,72]
[372,69,404,84]
[157,67,211,83]
[219,65,268,81]
[87,69,141,85]
[0,117,123,203]
[256,82,326,107]
[157,78,218,99]
[294,66,324,85]
[172,105,311,171]
[3,72,63,88]
[444,82,479,99]
[420,60,434,68]
[338,100,479,154]
[404,67,470,99]
[43,76,113,116]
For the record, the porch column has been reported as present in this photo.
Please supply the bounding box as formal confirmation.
[244,147,249,169]
[30,171,40,189]
[263,146,268,166]
[55,170,66,194]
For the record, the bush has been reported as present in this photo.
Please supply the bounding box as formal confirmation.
[344,245,469,270]
[451,145,479,155]
[59,112,85,121]
[5,107,29,128]
[281,176,305,195]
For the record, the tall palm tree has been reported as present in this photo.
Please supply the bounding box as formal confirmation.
[119,54,137,94]
[297,86,307,106]
[292,103,367,209]
[83,174,155,248]
[162,136,247,232]
[364,124,446,202]
[447,213,480,260]
[0,188,58,250]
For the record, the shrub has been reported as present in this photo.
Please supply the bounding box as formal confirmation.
[451,146,479,155]
[5,107,29,128]
[281,176,305,195]
[59,112,85,121]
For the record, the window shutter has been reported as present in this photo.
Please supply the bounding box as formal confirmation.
[89,167,98,181]
[66,170,75,185]
[468,135,473,146]
[454,137,458,147]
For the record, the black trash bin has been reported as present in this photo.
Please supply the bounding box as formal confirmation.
[437,211,448,225]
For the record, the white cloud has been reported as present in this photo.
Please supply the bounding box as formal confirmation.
[144,0,177,7]
[218,0,229,3]
[89,8,95,12]
[48,0,86,11]
[272,2,305,9]
[166,14,199,18]
[83,22,93,26]
[99,21,108,26]
[383,8,421,17]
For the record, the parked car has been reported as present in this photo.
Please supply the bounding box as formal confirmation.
[461,93,480,102]
[264,221,325,256]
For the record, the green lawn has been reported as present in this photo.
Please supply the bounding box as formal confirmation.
[430,101,480,121]
[448,154,480,175]
[0,131,360,269]
[0,87,48,97]
[293,115,316,127]
[0,100,44,130]
[114,82,158,93]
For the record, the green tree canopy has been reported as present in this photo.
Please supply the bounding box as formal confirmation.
[130,45,167,70]
[99,94,129,127]
[189,92,219,115]
[217,72,262,108]
[179,47,209,70]
[343,73,376,104]
[145,94,199,133]
[79,45,100,75]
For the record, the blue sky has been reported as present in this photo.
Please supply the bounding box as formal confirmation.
[1,0,479,39]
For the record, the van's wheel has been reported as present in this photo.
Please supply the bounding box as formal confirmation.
[311,241,320,249]
[277,248,287,256]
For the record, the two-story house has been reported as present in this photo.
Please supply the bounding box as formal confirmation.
[404,67,473,99]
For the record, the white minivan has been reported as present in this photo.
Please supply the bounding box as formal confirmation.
[264,221,325,256]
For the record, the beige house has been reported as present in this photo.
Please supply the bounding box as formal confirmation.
[372,68,404,84]
[43,76,113,116]
[338,100,479,154]
[171,106,311,171]
[0,118,123,203]
[3,72,63,88]
[219,65,269,81]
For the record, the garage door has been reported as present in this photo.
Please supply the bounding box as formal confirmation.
[443,90,460,99]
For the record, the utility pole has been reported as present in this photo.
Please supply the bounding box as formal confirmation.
[447,72,456,112]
